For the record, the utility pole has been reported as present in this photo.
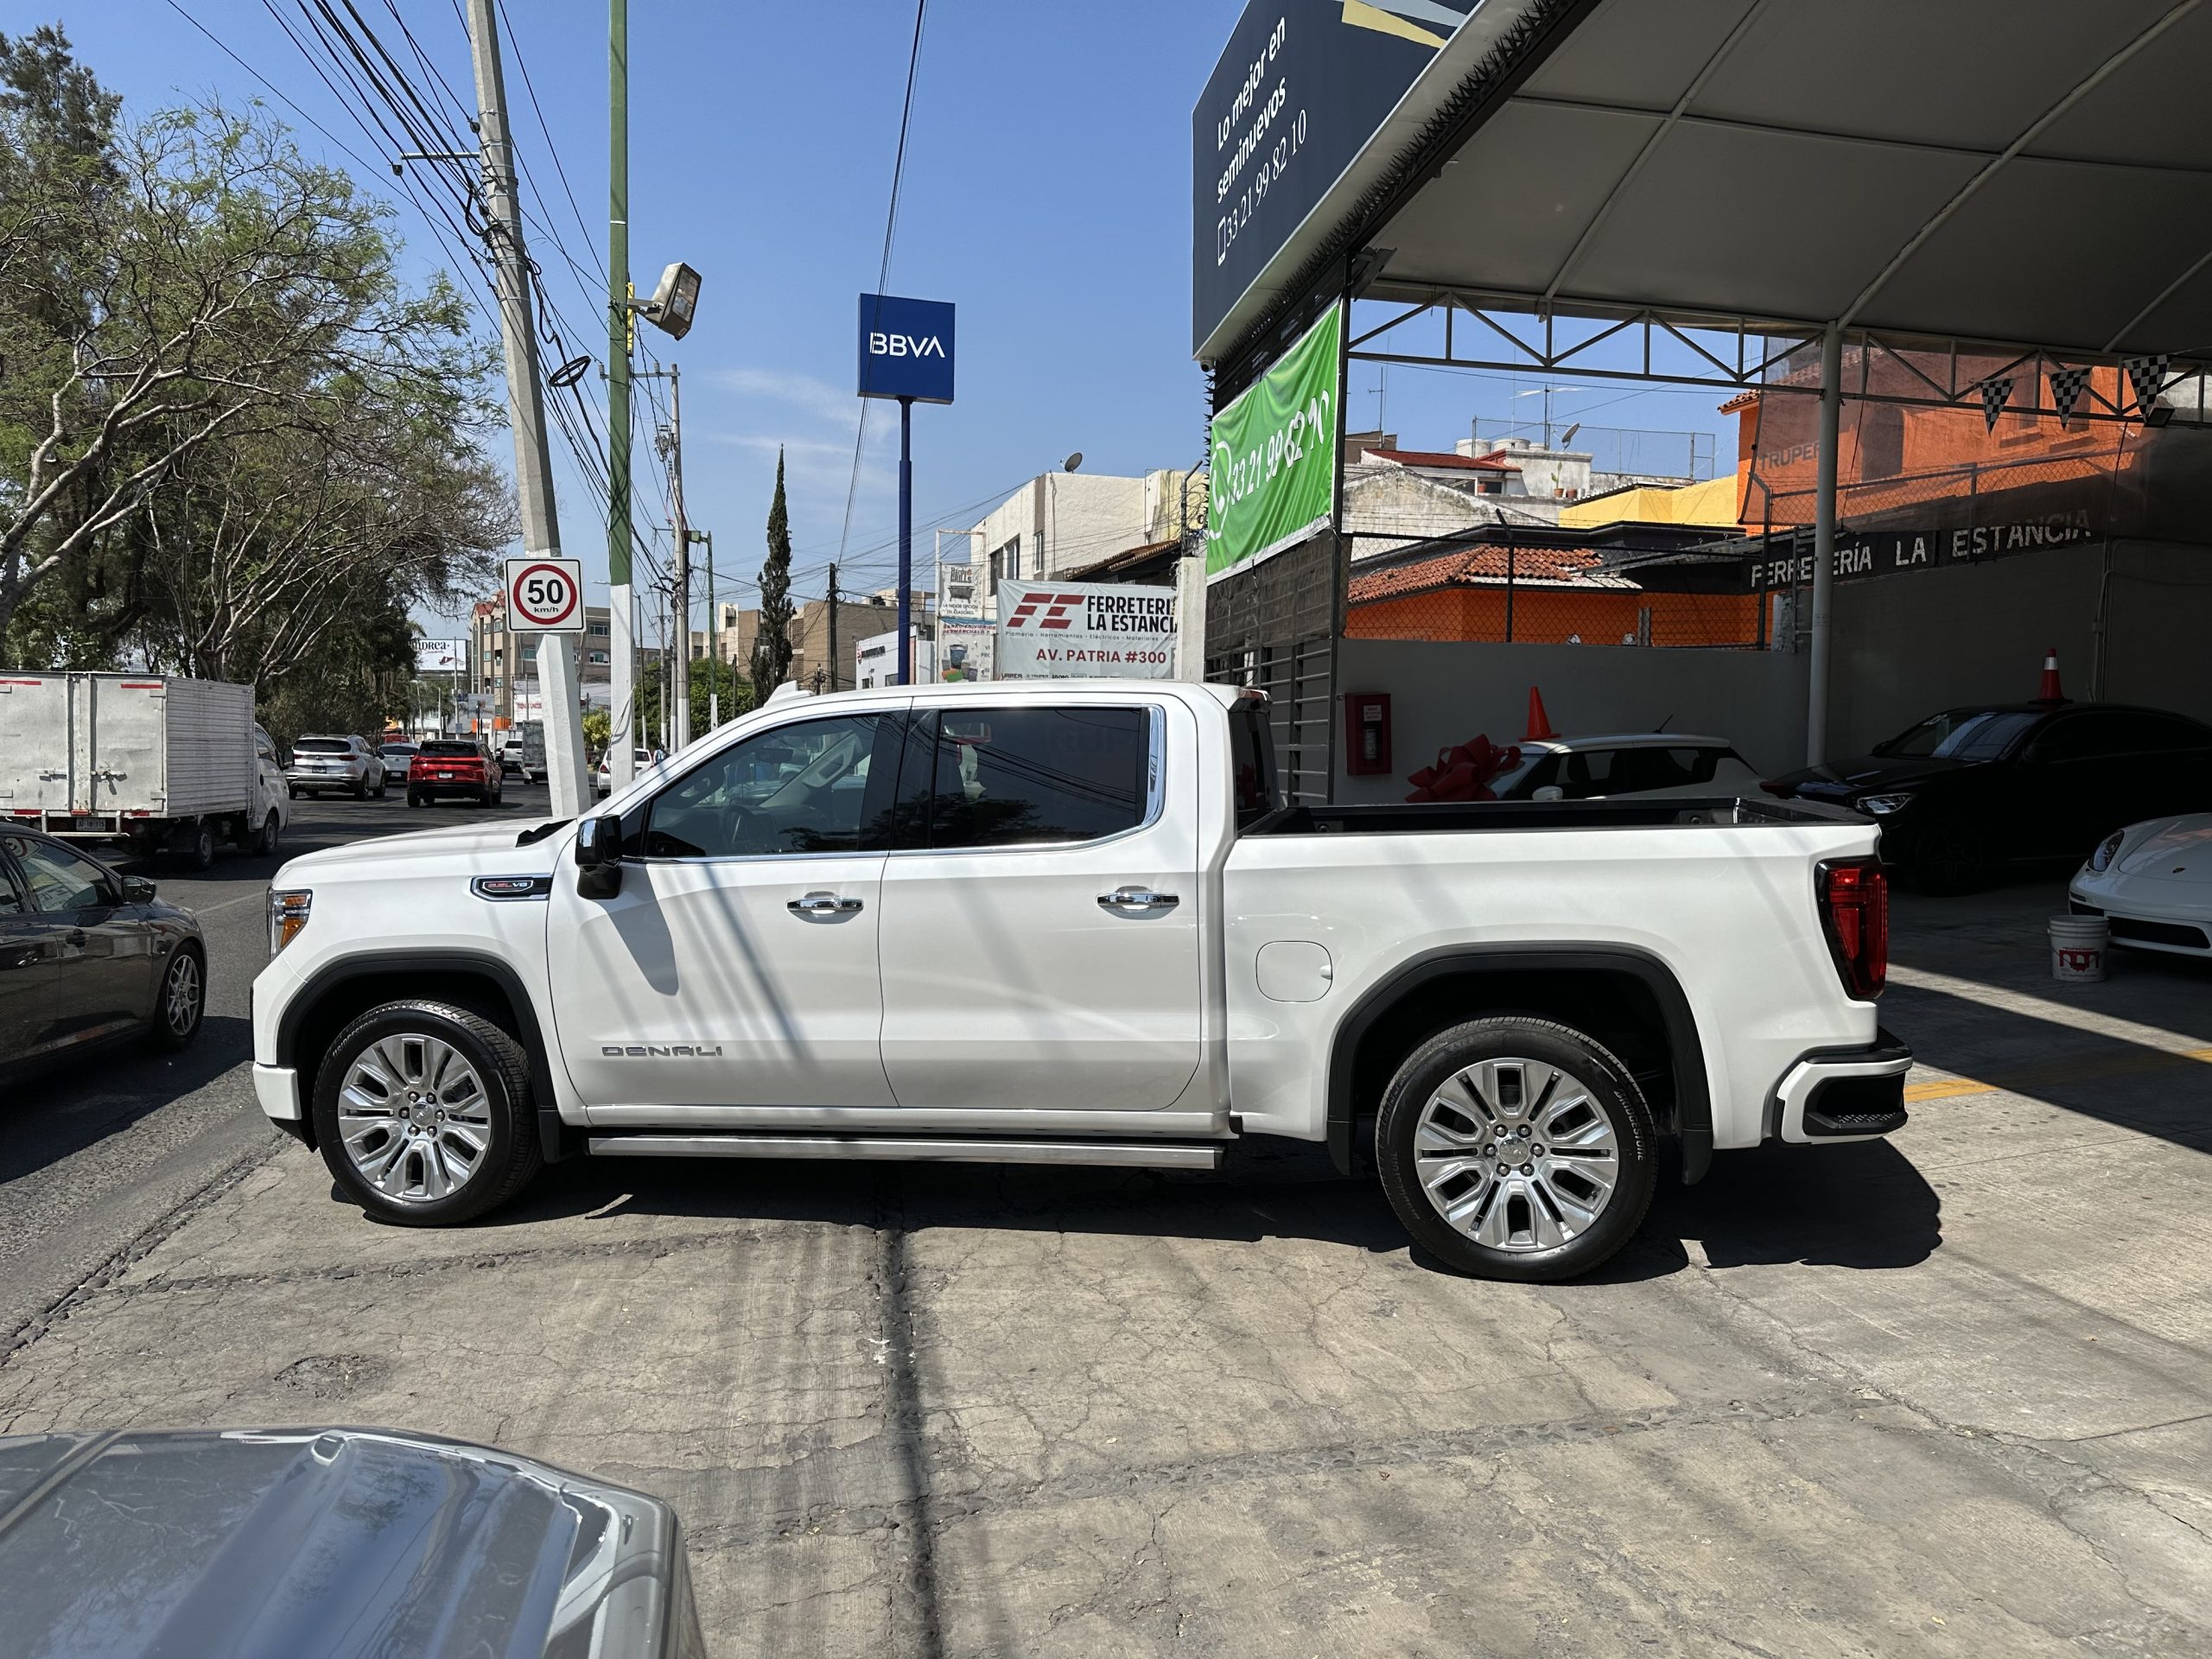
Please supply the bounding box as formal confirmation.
[463,0,588,817]
[606,0,635,791]
[826,563,839,693]
[697,528,716,728]
[898,397,914,683]
[665,365,690,747]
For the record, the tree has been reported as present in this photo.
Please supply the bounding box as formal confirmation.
[749,448,793,702]
[1,98,489,658]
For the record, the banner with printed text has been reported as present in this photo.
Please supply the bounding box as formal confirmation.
[1207,303,1340,584]
[995,582,1177,679]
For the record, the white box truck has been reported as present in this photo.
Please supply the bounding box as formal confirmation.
[0,672,289,868]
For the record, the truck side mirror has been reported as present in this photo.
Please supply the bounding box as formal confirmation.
[575,814,624,899]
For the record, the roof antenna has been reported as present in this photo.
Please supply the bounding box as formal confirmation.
[1655,714,1674,732]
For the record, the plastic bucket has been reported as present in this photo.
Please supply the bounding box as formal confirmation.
[2050,915,2110,983]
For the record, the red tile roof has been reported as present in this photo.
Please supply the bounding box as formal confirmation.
[1359,446,1522,473]
[1349,544,1635,603]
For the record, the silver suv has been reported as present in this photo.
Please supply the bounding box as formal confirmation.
[285,734,387,801]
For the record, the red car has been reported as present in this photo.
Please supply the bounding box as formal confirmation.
[405,739,505,809]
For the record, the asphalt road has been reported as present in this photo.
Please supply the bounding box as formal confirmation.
[0,777,554,1351]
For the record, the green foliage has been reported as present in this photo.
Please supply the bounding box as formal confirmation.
[0,41,505,734]
[638,652,753,749]
[750,449,794,702]
[582,706,611,757]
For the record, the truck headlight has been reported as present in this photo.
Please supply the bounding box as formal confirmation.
[2088,830,2126,873]
[1859,791,1916,816]
[269,888,312,955]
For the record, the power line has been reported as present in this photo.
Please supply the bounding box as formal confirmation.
[833,0,929,570]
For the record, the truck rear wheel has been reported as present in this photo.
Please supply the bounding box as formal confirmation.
[1375,1017,1656,1282]
[310,1000,543,1227]
[171,819,216,871]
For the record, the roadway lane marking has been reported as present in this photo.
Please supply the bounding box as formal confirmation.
[1904,1046,2212,1103]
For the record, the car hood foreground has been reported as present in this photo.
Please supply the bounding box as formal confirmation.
[2114,814,2212,879]
[0,1427,702,1659]
[275,820,569,882]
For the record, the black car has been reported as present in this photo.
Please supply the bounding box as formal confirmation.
[1767,702,2212,892]
[0,829,205,1065]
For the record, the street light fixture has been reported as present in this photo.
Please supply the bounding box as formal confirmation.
[635,261,702,340]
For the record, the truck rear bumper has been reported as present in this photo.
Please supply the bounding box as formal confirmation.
[1771,1029,1914,1144]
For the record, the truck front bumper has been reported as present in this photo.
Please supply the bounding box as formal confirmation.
[1771,1029,1914,1144]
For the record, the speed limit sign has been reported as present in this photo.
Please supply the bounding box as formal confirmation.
[505,556,584,632]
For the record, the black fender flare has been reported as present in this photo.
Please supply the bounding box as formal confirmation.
[1324,944,1713,1183]
[276,950,575,1162]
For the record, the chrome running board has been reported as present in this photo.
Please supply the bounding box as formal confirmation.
[585,1132,1224,1171]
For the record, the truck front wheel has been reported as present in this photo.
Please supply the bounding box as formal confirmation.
[310,1001,544,1227]
[1375,1017,1657,1282]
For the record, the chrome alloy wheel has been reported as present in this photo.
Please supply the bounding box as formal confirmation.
[162,951,201,1037]
[337,1033,493,1205]
[1411,1058,1621,1253]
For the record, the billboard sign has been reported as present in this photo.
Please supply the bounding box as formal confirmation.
[415,638,467,674]
[1193,1,1464,355]
[858,294,956,404]
[995,582,1176,680]
[1743,516,2098,592]
[1207,303,1341,583]
[937,615,995,682]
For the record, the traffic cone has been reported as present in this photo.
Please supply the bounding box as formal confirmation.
[1525,686,1559,741]
[2035,646,2065,702]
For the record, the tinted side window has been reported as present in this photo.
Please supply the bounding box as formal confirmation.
[1228,700,1283,827]
[644,715,893,857]
[12,840,109,912]
[920,708,1150,849]
[2123,713,2212,753]
[2040,713,2139,761]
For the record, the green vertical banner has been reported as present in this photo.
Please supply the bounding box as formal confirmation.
[1207,303,1342,584]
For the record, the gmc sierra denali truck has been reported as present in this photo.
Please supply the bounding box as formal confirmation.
[251,680,1910,1281]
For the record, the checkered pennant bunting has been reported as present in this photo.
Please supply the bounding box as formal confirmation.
[2048,365,2090,427]
[1979,377,2013,432]
[2123,353,2172,416]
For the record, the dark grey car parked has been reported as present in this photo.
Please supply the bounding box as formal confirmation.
[0,1427,708,1658]
[0,828,204,1066]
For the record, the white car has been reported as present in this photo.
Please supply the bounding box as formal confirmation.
[1489,734,1766,802]
[592,747,661,797]
[2068,814,2212,958]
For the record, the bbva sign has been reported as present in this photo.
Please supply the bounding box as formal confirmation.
[857,292,956,405]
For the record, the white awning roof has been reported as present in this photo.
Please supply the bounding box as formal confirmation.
[1216,0,2212,365]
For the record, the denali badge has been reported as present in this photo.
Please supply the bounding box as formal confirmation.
[601,1044,725,1058]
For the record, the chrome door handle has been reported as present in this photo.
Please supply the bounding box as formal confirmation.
[788,892,863,916]
[1097,887,1179,912]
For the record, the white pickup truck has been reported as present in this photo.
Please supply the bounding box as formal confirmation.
[251,680,1910,1280]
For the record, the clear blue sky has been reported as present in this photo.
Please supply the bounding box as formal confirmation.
[51,1,1723,636]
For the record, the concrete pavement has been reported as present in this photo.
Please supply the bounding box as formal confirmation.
[3,867,2211,1656]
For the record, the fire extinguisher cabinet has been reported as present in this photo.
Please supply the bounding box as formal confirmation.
[1343,692,1392,776]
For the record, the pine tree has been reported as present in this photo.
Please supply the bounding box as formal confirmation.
[750,448,794,702]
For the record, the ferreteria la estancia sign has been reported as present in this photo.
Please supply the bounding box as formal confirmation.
[1743,512,2099,591]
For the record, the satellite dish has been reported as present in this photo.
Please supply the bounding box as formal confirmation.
[1560,423,1582,447]
[550,354,593,390]
[1064,452,1084,473]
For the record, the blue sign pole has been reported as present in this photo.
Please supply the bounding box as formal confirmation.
[898,396,913,683]
[856,292,955,686]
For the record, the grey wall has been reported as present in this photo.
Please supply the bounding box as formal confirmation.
[1827,539,2212,756]
[1334,637,1809,803]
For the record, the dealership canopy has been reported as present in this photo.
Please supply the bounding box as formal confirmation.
[1198,0,2212,370]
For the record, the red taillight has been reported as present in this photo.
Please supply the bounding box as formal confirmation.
[1759,780,1791,798]
[1818,860,1888,999]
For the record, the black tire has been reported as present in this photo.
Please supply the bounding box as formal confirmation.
[372,777,387,800]
[408,790,426,809]
[1375,1016,1657,1282]
[351,779,367,801]
[251,810,281,857]
[288,785,301,800]
[174,820,216,872]
[310,1000,543,1226]
[479,786,494,807]
[149,943,205,1051]
[1912,820,1986,895]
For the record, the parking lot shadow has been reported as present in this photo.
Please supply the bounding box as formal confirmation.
[0,1015,253,1186]
[465,1131,1940,1281]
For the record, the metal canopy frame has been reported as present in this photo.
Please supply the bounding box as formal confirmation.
[1346,290,2212,425]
